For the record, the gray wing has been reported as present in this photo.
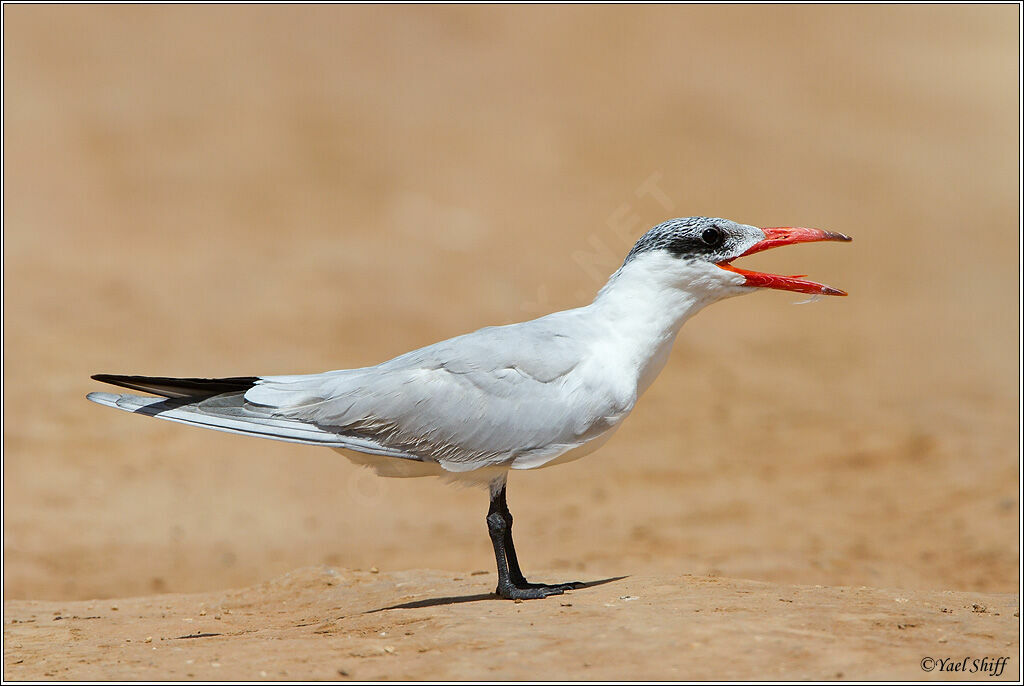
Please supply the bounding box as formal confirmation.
[245,316,630,471]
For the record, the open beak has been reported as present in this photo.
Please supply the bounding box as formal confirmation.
[716,227,852,296]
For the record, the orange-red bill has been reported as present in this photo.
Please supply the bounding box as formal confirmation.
[716,226,852,296]
[741,227,852,257]
[717,262,847,296]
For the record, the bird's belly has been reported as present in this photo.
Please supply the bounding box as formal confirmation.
[508,421,623,471]
[332,447,444,478]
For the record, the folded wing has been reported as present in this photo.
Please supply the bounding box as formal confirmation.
[90,315,631,473]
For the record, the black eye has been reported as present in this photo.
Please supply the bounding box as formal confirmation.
[701,227,723,246]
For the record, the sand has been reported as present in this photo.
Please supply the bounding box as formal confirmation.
[3,5,1019,680]
[5,568,1019,681]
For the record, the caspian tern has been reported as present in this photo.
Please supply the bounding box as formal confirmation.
[88,217,850,600]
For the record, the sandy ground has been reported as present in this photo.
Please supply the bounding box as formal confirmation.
[5,568,1020,681]
[3,5,1020,680]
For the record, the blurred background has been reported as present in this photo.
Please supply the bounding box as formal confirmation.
[3,5,1018,601]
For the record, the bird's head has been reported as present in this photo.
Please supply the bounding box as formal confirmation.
[620,217,851,301]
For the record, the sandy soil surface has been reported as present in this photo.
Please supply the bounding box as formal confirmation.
[5,567,1020,681]
[3,5,1020,681]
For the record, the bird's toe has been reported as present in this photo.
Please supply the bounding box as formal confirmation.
[496,584,566,600]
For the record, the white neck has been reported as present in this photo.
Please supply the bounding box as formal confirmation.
[580,252,737,398]
[592,253,724,338]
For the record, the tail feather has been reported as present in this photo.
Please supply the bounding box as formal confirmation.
[91,374,259,398]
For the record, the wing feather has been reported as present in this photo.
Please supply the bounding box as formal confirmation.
[245,315,631,471]
[90,310,633,474]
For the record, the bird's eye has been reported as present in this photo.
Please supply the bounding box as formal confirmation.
[701,227,723,246]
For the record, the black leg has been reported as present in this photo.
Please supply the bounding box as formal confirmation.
[491,484,528,586]
[486,479,583,600]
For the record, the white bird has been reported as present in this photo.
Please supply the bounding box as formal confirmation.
[88,217,850,599]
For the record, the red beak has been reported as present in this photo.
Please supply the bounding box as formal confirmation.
[716,227,852,296]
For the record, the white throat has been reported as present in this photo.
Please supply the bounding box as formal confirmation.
[582,251,744,398]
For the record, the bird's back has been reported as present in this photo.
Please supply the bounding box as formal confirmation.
[248,308,636,473]
[89,307,640,478]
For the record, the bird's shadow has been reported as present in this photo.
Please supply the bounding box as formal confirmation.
[363,575,628,613]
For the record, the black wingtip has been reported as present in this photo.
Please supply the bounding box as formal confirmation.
[90,374,259,398]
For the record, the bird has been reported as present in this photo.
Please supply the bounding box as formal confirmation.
[88,217,850,600]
